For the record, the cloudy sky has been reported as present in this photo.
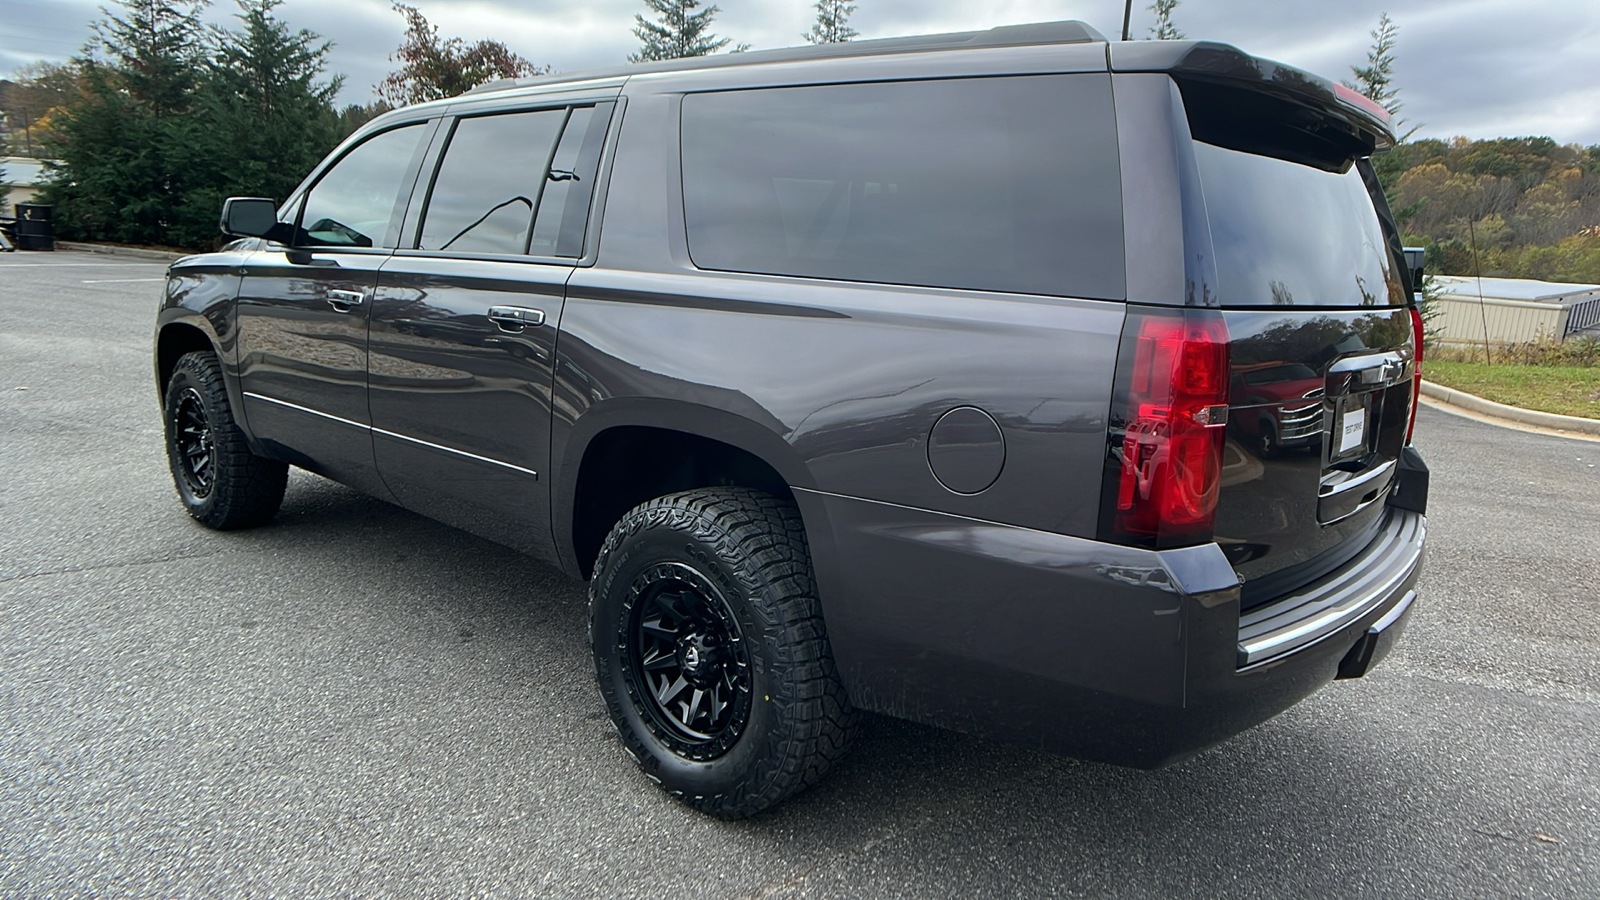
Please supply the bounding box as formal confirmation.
[4,0,1600,145]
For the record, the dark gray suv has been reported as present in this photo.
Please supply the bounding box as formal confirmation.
[155,21,1428,817]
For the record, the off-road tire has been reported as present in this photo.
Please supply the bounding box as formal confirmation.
[590,487,855,818]
[163,351,287,530]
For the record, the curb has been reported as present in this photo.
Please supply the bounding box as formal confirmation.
[55,241,187,262]
[1420,380,1600,436]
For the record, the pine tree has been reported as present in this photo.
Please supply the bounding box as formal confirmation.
[42,0,350,248]
[1346,12,1418,192]
[377,3,546,105]
[200,0,343,212]
[44,0,213,245]
[1148,0,1184,40]
[89,0,210,118]
[631,0,733,62]
[805,0,858,44]
[1347,13,1401,117]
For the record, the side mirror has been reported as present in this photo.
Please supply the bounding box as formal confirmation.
[220,197,279,239]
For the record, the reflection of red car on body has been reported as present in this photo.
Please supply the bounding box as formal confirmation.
[1230,363,1324,458]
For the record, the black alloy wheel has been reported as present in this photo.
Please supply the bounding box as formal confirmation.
[590,487,855,818]
[171,385,216,499]
[625,562,753,760]
[162,351,288,530]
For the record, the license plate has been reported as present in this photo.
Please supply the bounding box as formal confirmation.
[1337,405,1367,455]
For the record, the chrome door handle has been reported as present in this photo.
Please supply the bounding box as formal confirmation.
[488,306,546,333]
[327,289,366,312]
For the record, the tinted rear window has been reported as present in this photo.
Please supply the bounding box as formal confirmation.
[419,109,567,254]
[1195,141,1405,307]
[680,75,1124,299]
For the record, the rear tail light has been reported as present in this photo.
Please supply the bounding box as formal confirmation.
[1407,305,1424,444]
[1102,307,1231,547]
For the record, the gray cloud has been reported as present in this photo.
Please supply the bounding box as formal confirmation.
[3,0,1598,144]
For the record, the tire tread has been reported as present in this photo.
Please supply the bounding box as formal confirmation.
[589,486,856,818]
[165,351,287,530]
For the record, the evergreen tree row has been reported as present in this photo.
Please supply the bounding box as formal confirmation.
[23,0,861,249]
[43,0,346,248]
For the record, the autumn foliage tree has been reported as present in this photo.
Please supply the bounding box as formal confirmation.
[376,3,546,105]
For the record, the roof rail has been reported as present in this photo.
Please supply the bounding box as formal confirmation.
[466,20,1107,97]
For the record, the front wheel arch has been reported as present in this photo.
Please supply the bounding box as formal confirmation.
[156,322,217,397]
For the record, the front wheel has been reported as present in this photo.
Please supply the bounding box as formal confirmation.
[163,351,288,529]
[1257,420,1282,460]
[589,487,855,818]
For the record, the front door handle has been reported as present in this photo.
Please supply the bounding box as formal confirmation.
[488,306,546,333]
[327,289,366,312]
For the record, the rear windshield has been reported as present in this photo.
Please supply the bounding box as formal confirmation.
[1195,142,1405,307]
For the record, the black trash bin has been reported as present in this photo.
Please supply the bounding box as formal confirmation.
[15,203,55,251]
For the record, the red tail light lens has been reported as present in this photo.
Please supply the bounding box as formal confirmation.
[1407,305,1424,445]
[1107,309,1231,546]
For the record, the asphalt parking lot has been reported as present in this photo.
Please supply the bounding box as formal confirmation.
[3,251,1598,898]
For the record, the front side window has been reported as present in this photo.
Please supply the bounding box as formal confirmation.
[679,76,1125,299]
[296,124,426,248]
[418,109,568,254]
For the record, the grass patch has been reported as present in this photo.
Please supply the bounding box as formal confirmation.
[1426,360,1600,419]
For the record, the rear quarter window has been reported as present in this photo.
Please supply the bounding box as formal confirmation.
[679,75,1125,300]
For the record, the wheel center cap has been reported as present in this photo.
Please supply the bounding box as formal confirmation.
[679,634,720,678]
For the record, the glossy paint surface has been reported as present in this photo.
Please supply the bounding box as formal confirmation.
[156,247,252,422]
[368,257,568,557]
[235,246,393,498]
[1217,306,1415,607]
[153,33,1428,767]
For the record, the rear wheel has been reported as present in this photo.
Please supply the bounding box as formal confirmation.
[590,487,855,818]
[163,351,287,529]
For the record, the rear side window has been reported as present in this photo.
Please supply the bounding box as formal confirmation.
[680,75,1125,299]
[1195,142,1405,307]
[418,109,568,254]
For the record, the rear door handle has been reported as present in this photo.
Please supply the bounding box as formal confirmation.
[327,289,366,312]
[488,306,546,333]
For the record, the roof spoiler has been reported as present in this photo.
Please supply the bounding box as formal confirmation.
[1111,41,1396,157]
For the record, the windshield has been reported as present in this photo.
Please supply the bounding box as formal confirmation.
[1195,141,1405,307]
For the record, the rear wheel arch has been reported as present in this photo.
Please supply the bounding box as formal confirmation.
[560,409,813,579]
